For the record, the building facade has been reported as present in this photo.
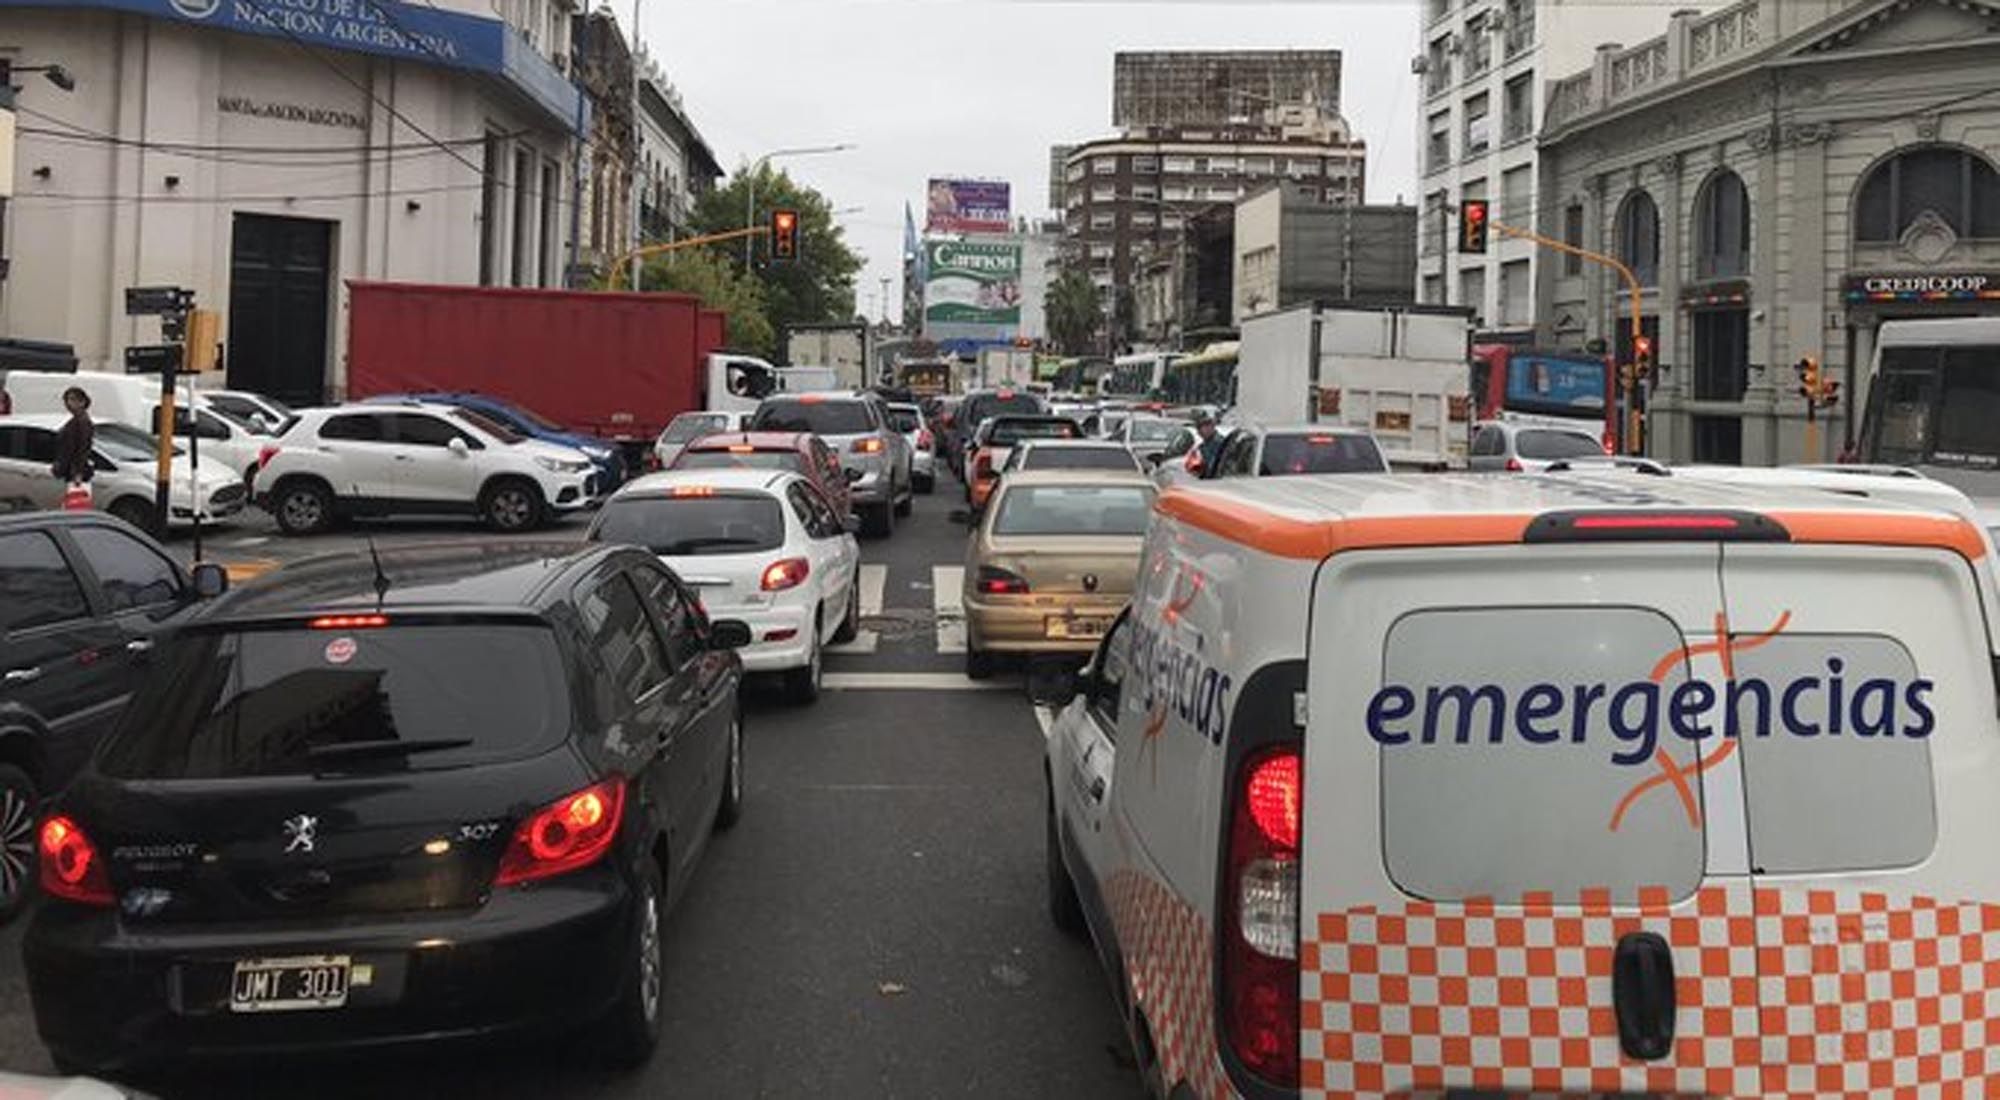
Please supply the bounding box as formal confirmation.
[1114,50,1341,130]
[634,50,721,245]
[1415,0,1729,334]
[1234,182,1417,322]
[1535,0,2000,465]
[569,7,632,283]
[0,0,585,402]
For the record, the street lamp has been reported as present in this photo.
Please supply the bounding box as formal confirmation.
[744,144,856,268]
[1,62,76,93]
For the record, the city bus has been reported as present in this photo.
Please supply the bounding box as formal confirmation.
[1469,344,1617,449]
[1856,317,2000,503]
[897,359,954,396]
[1162,341,1238,408]
[1101,351,1181,399]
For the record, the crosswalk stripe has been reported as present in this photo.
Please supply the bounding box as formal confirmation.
[826,563,888,655]
[933,565,966,654]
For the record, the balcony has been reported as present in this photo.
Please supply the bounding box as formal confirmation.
[1543,0,1763,132]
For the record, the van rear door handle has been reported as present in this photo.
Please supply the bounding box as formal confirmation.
[3,668,41,685]
[1613,930,1678,1060]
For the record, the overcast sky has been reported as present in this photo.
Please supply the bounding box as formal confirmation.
[638,0,1421,325]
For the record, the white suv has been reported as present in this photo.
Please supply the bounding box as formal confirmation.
[255,403,594,535]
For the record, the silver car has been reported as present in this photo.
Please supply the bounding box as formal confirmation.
[1468,421,1610,472]
[653,410,748,470]
[885,402,937,494]
[749,393,913,537]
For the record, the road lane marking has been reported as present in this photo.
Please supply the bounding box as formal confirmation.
[827,563,887,655]
[933,565,966,654]
[821,672,1009,691]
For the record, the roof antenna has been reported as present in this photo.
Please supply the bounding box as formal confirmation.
[366,535,392,608]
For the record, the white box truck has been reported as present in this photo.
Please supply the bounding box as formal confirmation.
[1234,302,1475,469]
[784,323,873,390]
[975,347,1037,391]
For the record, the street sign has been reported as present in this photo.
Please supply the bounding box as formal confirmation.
[125,286,193,316]
[124,344,183,374]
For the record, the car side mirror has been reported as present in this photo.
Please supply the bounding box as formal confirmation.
[447,437,470,457]
[709,619,753,650]
[1027,661,1088,707]
[190,562,230,599]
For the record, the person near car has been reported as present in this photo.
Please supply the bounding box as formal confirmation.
[1193,412,1225,472]
[51,387,95,506]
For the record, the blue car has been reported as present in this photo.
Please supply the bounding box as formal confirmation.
[367,392,626,495]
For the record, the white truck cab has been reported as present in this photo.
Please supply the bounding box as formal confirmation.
[1043,472,2000,1097]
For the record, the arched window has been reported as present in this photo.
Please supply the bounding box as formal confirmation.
[1694,171,1750,279]
[1616,191,1660,287]
[1855,146,2000,242]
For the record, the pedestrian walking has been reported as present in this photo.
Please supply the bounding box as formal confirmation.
[51,386,95,511]
[1193,412,1226,474]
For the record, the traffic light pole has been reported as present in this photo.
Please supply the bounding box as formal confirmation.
[607,225,772,291]
[1487,219,1647,455]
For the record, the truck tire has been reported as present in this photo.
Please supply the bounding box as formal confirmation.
[481,478,546,533]
[271,479,335,536]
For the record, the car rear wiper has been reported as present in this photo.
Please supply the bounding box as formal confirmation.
[303,738,474,760]
[655,537,762,553]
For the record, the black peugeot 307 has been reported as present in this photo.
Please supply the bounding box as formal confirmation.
[23,542,750,1073]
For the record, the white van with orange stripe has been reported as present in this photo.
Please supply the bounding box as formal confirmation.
[1040,473,2000,1098]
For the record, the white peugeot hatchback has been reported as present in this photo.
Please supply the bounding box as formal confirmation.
[588,468,860,704]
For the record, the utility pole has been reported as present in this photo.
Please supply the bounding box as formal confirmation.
[1439,199,1452,306]
[627,0,644,293]
[879,276,891,324]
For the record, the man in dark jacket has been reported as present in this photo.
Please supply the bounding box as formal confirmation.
[51,387,95,487]
[1193,412,1226,473]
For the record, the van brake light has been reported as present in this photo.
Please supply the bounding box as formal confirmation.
[1221,745,1301,1086]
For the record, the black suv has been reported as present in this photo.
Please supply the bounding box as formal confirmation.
[25,542,748,1073]
[0,512,227,920]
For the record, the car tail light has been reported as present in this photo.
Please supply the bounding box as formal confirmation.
[761,556,811,591]
[39,816,113,907]
[976,565,1029,595]
[974,451,994,479]
[1221,745,1301,1087]
[495,776,626,887]
[643,452,662,472]
[917,429,934,451]
[1504,456,1525,472]
[852,438,884,454]
[257,444,281,470]
[309,614,390,630]
[1601,432,1617,455]
[1185,449,1204,473]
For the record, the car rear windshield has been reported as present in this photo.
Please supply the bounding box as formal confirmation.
[1024,447,1138,472]
[673,450,806,476]
[97,623,570,779]
[966,394,1045,423]
[993,485,1154,537]
[662,414,733,444]
[593,493,786,555]
[1260,434,1387,474]
[886,408,923,433]
[991,419,1081,446]
[1516,429,1605,460]
[1126,419,1183,443]
[751,401,873,436]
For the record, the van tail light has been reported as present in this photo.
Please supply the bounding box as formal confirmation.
[852,437,885,455]
[760,556,811,591]
[1221,745,1300,1087]
[1504,456,1525,472]
[495,776,627,887]
[976,565,1030,595]
[39,816,113,907]
[917,429,935,451]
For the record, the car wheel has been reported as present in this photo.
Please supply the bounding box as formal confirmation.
[272,479,334,536]
[481,479,545,533]
[785,618,822,705]
[965,648,995,681]
[862,501,893,538]
[830,573,861,644]
[1046,786,1087,938]
[107,497,155,533]
[598,858,666,1069]
[0,765,39,924]
[714,711,744,831]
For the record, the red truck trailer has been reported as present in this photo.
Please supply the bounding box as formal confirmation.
[346,282,726,457]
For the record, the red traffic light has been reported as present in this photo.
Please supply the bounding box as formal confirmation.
[1459,200,1490,255]
[1634,335,1653,358]
[770,209,800,261]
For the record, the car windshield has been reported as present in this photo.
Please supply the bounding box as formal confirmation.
[97,624,570,778]
[672,450,806,475]
[450,407,524,444]
[992,484,1154,537]
[751,401,874,435]
[990,419,1080,446]
[886,408,922,433]
[502,402,565,433]
[95,421,178,460]
[967,393,1044,424]
[591,493,786,555]
[1260,434,1388,474]
[663,414,733,444]
[1517,429,1606,460]
[1023,446,1139,472]
[1126,419,1182,443]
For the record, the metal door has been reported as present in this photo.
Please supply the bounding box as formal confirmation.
[228,214,333,408]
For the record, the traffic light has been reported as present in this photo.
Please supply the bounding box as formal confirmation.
[770,209,800,262]
[1633,335,1654,380]
[1821,379,1841,407]
[1795,356,1820,400]
[1459,200,1490,255]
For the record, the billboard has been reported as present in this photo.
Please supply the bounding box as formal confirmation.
[926,179,1011,235]
[924,239,1022,329]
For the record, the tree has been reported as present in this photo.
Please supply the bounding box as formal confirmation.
[640,248,776,357]
[689,164,864,343]
[1045,270,1104,356]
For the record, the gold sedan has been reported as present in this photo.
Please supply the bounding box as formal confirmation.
[961,469,1157,679]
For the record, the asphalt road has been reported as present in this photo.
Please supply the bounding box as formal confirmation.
[0,481,1142,1098]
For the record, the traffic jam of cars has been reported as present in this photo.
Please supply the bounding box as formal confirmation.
[5,327,2000,1097]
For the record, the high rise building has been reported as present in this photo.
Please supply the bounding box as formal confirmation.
[1113,50,1342,130]
[1048,144,1076,212]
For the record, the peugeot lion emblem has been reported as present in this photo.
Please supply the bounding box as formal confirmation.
[1082,573,1099,592]
[282,814,319,854]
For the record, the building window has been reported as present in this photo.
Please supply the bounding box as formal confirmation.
[1092,184,1116,202]
[480,133,502,286]
[1090,243,1115,259]
[1066,161,1087,183]
[1427,34,1455,96]
[1562,203,1584,276]
[1207,156,1237,175]
[1133,155,1159,174]
[1503,72,1534,143]
[1134,184,1159,201]
[1133,210,1157,228]
[1501,165,1531,224]
[1244,156,1275,176]
[1693,307,1750,403]
[1694,170,1750,279]
[1163,155,1196,173]
[1499,259,1531,325]
[1163,185,1193,202]
[1090,212,1115,230]
[1617,190,1660,287]
[1427,111,1452,173]
[1460,267,1487,320]
[1287,158,1319,179]
[1855,146,2000,242]
[1162,213,1185,230]
[1423,273,1444,304]
[1094,157,1118,175]
[1464,93,1491,157]
[1504,0,1536,56]
[1207,185,1239,201]
[1422,190,1447,255]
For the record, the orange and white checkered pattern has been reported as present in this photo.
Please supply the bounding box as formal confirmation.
[1302,884,2000,1098]
[1108,870,1230,1100]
